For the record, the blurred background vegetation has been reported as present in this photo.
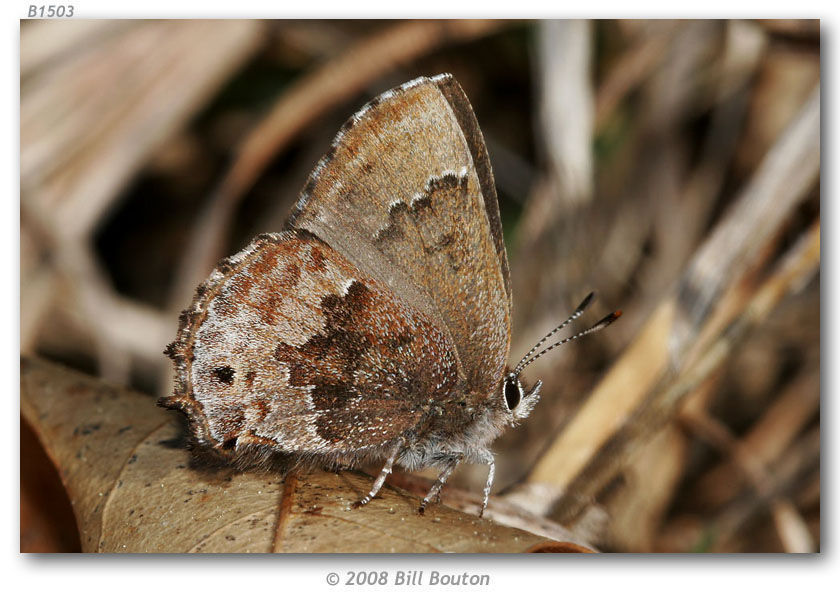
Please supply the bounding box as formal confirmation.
[20,19,819,552]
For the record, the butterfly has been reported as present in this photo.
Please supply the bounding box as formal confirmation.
[161,74,620,517]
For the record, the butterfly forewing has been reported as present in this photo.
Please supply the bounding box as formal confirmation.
[289,75,511,402]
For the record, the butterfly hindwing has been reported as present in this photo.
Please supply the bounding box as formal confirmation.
[162,230,461,456]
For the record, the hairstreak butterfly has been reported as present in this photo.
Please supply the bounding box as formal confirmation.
[161,74,620,516]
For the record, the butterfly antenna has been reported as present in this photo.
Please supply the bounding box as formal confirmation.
[514,309,622,376]
[513,292,596,374]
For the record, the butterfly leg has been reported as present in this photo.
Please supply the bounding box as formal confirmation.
[418,454,463,515]
[477,448,495,518]
[353,442,402,509]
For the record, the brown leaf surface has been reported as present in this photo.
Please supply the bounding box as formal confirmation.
[20,357,578,553]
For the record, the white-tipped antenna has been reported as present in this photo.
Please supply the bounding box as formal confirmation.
[513,294,622,377]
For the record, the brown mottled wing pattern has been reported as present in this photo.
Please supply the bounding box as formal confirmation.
[163,231,460,454]
[289,74,511,403]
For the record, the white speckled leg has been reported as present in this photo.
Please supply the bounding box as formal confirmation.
[478,448,495,518]
[419,455,462,514]
[354,442,402,508]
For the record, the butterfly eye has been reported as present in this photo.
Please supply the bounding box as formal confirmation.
[503,374,521,411]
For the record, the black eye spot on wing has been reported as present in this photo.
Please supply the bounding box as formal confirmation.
[212,366,235,385]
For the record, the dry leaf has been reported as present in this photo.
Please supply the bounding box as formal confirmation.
[20,357,585,553]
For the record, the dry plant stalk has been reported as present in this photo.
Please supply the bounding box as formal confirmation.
[703,428,819,552]
[590,22,772,550]
[678,409,815,553]
[594,23,681,132]
[524,84,819,524]
[688,369,820,509]
[551,218,819,526]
